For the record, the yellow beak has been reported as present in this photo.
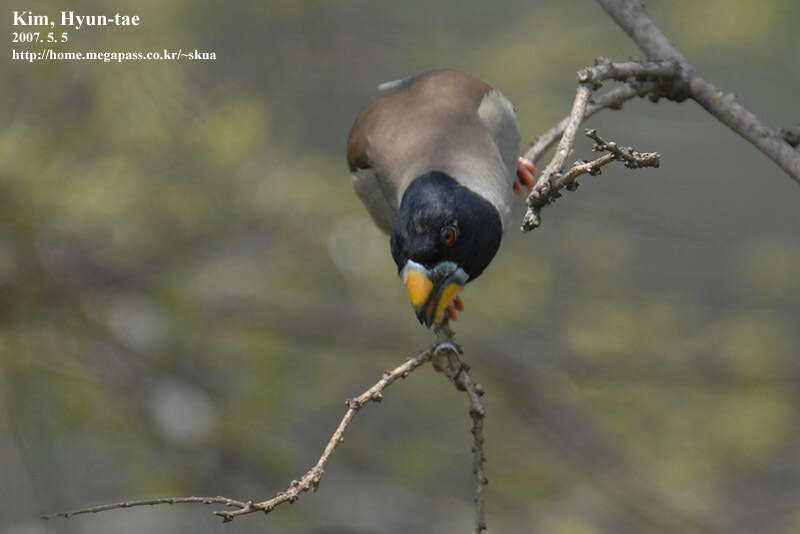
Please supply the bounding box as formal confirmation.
[405,269,434,309]
[401,260,467,327]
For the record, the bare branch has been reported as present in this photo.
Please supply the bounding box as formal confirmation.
[432,323,487,533]
[521,2,800,231]
[524,58,677,168]
[585,129,660,169]
[595,0,800,184]
[460,368,487,534]
[556,153,615,188]
[525,81,657,164]
[525,128,660,210]
[211,346,437,522]
[45,334,490,531]
[578,58,680,87]
[521,83,591,231]
[42,497,249,520]
[521,58,674,230]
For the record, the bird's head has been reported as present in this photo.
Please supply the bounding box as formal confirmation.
[390,171,502,327]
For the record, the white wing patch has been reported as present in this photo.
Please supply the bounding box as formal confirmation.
[377,78,404,91]
[377,69,445,92]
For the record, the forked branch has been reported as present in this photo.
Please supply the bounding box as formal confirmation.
[45,336,489,533]
[531,128,660,203]
[521,58,677,230]
[520,0,800,231]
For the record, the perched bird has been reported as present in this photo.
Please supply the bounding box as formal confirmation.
[347,69,536,327]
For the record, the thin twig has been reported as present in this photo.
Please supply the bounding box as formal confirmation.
[578,58,680,87]
[213,346,438,522]
[461,368,487,534]
[42,497,249,520]
[44,335,489,530]
[537,128,660,200]
[521,83,592,231]
[433,323,487,533]
[585,129,660,169]
[521,59,678,231]
[555,153,615,189]
[44,347,434,522]
[525,58,677,166]
[525,81,657,164]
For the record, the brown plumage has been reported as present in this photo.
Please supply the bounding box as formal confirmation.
[347,69,520,234]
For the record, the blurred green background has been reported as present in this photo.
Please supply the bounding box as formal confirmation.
[2,0,799,532]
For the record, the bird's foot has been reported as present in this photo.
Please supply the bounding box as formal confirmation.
[445,295,464,321]
[514,157,536,196]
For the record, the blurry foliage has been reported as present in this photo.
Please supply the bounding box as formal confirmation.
[1,0,799,533]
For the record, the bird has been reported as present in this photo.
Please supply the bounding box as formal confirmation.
[347,69,536,328]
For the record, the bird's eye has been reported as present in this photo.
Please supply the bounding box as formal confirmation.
[440,225,458,246]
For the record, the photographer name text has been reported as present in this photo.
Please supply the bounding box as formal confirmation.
[13,10,140,30]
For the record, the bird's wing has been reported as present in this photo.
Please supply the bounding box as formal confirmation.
[347,69,520,233]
